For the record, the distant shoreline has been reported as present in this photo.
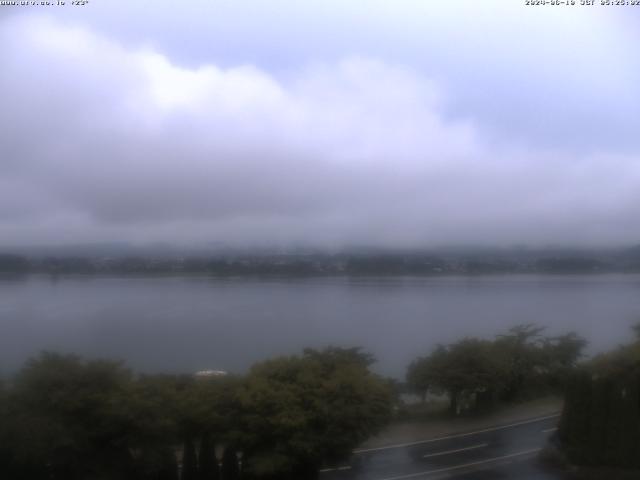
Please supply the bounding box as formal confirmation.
[3,248,640,277]
[3,271,640,280]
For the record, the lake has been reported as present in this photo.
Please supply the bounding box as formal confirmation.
[1,274,639,378]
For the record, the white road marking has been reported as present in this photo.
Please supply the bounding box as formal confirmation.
[354,413,560,454]
[320,465,352,473]
[422,443,488,459]
[542,427,557,433]
[376,448,542,480]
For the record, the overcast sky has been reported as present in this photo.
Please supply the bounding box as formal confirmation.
[1,1,639,248]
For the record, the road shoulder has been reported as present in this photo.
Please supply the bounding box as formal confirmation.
[360,396,562,450]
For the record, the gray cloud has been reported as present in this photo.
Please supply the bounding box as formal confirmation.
[30,0,640,152]
[0,13,639,248]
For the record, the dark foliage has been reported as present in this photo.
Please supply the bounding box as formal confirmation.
[0,347,392,479]
[406,324,586,414]
[558,330,640,469]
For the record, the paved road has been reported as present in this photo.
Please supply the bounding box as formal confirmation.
[320,414,567,480]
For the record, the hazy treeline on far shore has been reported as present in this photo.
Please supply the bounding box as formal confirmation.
[2,245,640,276]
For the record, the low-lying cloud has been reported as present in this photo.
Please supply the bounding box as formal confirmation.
[1,15,639,248]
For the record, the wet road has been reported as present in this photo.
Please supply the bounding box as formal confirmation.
[320,414,567,480]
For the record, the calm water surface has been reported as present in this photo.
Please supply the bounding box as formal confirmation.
[1,274,639,377]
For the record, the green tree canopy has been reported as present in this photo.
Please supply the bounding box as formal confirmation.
[237,347,392,479]
[406,324,587,413]
[3,352,136,480]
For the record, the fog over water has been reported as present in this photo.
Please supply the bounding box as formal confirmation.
[2,274,639,378]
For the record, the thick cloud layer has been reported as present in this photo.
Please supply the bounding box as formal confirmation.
[1,12,639,248]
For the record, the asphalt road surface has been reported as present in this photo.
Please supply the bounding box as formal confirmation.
[320,414,568,480]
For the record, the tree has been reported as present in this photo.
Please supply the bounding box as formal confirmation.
[1,348,391,480]
[3,352,137,480]
[559,327,640,469]
[198,432,218,480]
[493,325,587,399]
[221,446,240,480]
[132,373,241,480]
[541,332,587,390]
[431,339,506,414]
[408,324,588,417]
[494,324,546,400]
[126,374,183,480]
[406,345,448,403]
[237,347,392,479]
[182,436,197,480]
